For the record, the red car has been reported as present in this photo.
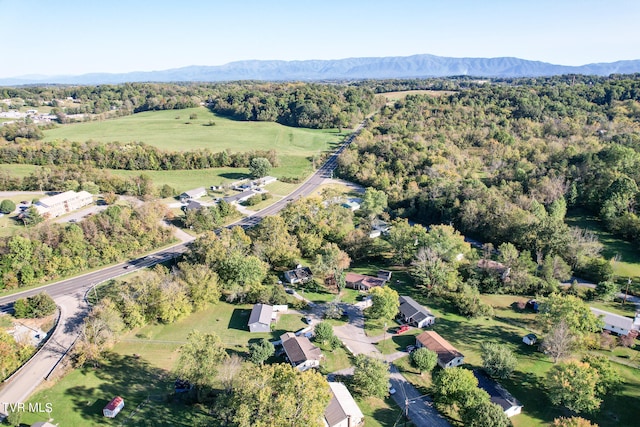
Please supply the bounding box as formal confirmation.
[396,325,411,334]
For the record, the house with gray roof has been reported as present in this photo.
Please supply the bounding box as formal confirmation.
[590,307,640,336]
[283,266,313,284]
[398,296,436,328]
[474,370,523,418]
[248,303,274,333]
[180,187,207,202]
[324,382,364,427]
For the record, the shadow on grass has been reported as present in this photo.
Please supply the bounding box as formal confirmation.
[228,308,250,331]
[219,172,250,180]
[64,353,210,426]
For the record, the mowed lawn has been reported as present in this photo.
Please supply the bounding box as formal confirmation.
[22,302,309,426]
[565,208,640,292]
[42,106,343,159]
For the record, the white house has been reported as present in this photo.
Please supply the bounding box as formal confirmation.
[415,331,464,368]
[324,382,365,427]
[474,370,523,417]
[398,296,436,328]
[35,190,93,218]
[590,307,640,336]
[283,266,313,284]
[248,303,274,333]
[281,332,322,372]
[179,187,207,202]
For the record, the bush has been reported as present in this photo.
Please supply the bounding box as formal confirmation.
[13,293,57,318]
[0,199,16,214]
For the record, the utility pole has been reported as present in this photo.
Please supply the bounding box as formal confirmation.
[624,277,631,304]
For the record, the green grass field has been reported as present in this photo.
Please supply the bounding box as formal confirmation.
[566,209,640,292]
[42,107,342,166]
[0,163,40,177]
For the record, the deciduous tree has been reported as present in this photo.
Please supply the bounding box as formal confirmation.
[481,342,517,379]
[248,338,275,365]
[411,347,438,374]
[367,286,399,320]
[547,361,602,414]
[176,330,228,399]
[352,355,389,398]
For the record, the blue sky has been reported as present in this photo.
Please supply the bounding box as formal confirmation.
[1,0,639,78]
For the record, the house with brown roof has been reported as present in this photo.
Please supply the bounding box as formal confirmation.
[280,332,323,372]
[345,273,386,291]
[415,331,464,368]
[324,382,364,427]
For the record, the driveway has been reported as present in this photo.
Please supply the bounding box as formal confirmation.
[333,302,451,427]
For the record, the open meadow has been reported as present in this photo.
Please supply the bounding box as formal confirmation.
[42,107,343,171]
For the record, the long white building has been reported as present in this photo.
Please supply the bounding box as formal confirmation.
[35,191,93,218]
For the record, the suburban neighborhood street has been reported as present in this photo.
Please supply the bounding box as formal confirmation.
[0,122,366,417]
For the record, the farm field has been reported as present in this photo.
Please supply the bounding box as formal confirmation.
[41,107,343,169]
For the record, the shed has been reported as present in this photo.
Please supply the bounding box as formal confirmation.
[248,303,274,333]
[103,396,125,418]
[522,333,537,346]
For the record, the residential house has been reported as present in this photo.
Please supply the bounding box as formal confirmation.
[324,382,365,427]
[369,218,391,238]
[284,266,313,284]
[280,332,322,371]
[590,307,640,336]
[344,273,386,291]
[34,190,93,218]
[474,370,523,417]
[223,189,259,204]
[184,200,204,211]
[248,303,275,333]
[415,331,464,368]
[254,176,277,186]
[398,296,436,328]
[103,396,125,418]
[179,187,207,202]
[341,197,361,212]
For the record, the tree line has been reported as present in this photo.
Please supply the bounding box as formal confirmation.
[0,202,173,290]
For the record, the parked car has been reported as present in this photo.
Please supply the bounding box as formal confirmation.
[303,316,313,324]
[405,345,416,353]
[285,288,295,295]
[388,384,396,395]
[396,325,410,334]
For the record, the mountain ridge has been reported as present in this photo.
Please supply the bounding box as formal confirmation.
[2,54,640,85]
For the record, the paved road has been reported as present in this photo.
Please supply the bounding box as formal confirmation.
[0,121,366,415]
[333,302,450,427]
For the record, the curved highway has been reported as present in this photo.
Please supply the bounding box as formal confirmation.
[0,121,365,412]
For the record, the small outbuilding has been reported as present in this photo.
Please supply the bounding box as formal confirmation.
[522,333,537,346]
[103,396,125,418]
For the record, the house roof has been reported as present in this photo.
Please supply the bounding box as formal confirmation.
[284,266,313,282]
[325,382,364,427]
[104,396,124,411]
[223,189,258,203]
[249,303,273,326]
[280,333,322,365]
[345,273,386,289]
[399,296,434,324]
[377,270,392,281]
[37,190,92,208]
[473,370,522,414]
[185,200,204,210]
[415,331,463,365]
[182,187,206,198]
[590,307,635,331]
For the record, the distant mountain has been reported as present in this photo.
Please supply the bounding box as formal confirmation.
[2,54,640,85]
